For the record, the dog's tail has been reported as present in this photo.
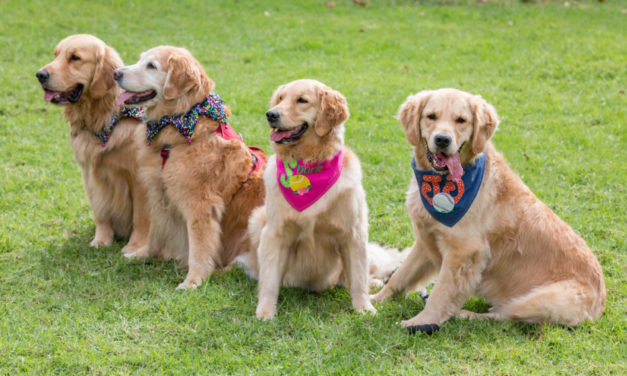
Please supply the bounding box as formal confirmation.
[367,243,410,288]
[234,251,258,280]
[233,205,266,280]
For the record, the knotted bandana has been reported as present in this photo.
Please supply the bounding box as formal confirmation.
[95,107,144,147]
[276,150,344,211]
[411,153,486,227]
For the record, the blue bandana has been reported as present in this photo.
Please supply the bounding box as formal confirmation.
[411,153,486,227]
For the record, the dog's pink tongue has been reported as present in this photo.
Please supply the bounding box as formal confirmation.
[43,91,57,102]
[117,91,136,106]
[443,153,463,182]
[270,129,295,142]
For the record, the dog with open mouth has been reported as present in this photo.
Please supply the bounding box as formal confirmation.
[36,34,150,254]
[113,46,266,290]
[235,79,407,320]
[371,88,605,334]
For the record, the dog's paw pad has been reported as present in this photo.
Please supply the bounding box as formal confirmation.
[406,324,440,335]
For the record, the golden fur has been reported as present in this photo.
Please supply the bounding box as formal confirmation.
[239,79,405,320]
[115,46,265,289]
[371,88,605,329]
[37,34,149,254]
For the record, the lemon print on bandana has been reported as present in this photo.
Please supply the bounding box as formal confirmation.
[289,175,311,195]
[276,150,344,212]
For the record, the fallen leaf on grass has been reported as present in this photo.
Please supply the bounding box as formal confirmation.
[403,65,410,72]
[353,0,367,7]
[523,153,529,160]
[325,1,336,8]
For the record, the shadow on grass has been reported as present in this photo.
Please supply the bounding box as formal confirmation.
[26,226,583,346]
[35,227,182,291]
[30,226,367,320]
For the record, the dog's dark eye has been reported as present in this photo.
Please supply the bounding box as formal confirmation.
[427,113,436,120]
[146,62,156,70]
[456,117,466,123]
[297,97,308,104]
[69,54,81,61]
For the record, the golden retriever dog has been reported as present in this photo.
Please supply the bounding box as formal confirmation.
[113,46,266,289]
[371,88,605,334]
[238,79,406,320]
[36,34,150,254]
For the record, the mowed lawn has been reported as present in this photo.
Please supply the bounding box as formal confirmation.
[0,0,625,374]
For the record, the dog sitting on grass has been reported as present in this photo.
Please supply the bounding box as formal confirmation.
[113,46,266,290]
[371,88,605,334]
[236,79,406,319]
[36,34,150,255]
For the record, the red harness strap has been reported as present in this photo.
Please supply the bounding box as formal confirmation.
[160,124,267,173]
[160,146,170,168]
[215,123,267,174]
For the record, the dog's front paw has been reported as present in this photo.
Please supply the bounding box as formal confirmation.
[370,288,392,303]
[176,278,201,290]
[355,302,377,315]
[90,237,113,248]
[255,303,276,320]
[121,242,143,257]
[405,324,440,335]
[123,245,151,260]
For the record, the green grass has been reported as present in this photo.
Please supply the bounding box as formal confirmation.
[1,0,625,374]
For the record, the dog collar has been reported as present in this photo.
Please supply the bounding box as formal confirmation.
[276,150,344,211]
[145,92,229,145]
[411,153,486,227]
[95,107,144,147]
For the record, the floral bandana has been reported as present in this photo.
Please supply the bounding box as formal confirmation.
[276,150,344,211]
[95,107,144,147]
[145,92,228,145]
[147,92,267,173]
[411,153,486,227]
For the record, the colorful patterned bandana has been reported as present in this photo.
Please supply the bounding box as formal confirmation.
[95,107,144,147]
[411,153,486,227]
[145,92,229,145]
[276,150,344,212]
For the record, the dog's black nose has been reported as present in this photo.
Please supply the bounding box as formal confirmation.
[266,109,280,124]
[434,134,451,149]
[113,70,123,81]
[36,70,50,83]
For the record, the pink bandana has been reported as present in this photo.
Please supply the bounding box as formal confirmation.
[276,150,344,211]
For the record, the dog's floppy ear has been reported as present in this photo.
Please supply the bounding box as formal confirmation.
[90,44,122,99]
[314,86,349,137]
[163,53,209,100]
[470,95,499,154]
[398,90,433,146]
